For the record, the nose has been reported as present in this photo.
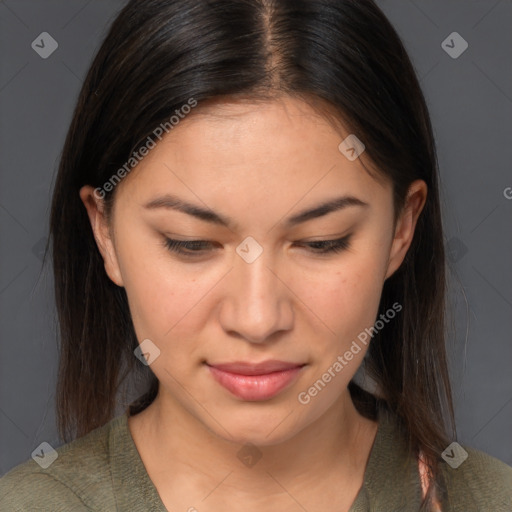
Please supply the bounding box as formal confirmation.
[219,246,294,344]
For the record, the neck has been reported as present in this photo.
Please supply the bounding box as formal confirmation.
[128,387,378,506]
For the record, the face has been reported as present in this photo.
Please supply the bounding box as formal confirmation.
[81,96,426,446]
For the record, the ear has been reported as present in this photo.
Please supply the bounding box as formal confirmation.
[79,186,124,287]
[384,180,427,280]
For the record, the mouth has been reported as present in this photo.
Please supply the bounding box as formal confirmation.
[205,360,307,401]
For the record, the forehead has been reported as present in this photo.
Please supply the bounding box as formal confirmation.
[113,97,391,220]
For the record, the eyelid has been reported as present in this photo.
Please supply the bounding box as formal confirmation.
[162,233,353,257]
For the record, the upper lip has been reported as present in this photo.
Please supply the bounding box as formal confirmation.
[206,360,305,375]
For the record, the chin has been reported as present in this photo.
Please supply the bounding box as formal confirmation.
[205,407,304,448]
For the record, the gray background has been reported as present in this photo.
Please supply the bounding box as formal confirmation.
[1,0,511,476]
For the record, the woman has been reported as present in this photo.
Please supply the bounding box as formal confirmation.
[1,0,510,510]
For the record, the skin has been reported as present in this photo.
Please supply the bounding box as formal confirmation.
[80,96,427,511]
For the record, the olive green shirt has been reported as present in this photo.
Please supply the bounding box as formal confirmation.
[1,407,511,511]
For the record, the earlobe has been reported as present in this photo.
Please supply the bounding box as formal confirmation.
[384,180,427,280]
[79,186,124,287]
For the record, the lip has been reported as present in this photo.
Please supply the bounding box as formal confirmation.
[206,360,306,401]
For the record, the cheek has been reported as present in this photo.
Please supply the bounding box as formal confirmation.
[114,233,202,342]
[294,250,386,339]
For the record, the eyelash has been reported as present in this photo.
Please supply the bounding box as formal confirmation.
[163,235,352,257]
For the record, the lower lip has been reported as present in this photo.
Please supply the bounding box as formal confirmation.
[207,365,304,401]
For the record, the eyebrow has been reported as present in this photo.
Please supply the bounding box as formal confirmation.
[143,193,369,229]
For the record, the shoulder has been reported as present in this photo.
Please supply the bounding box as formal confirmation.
[438,444,512,510]
[0,415,124,511]
[0,468,87,511]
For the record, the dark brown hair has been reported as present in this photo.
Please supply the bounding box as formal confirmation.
[49,0,455,508]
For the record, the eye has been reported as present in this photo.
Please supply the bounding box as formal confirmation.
[296,234,352,255]
[163,235,352,258]
[163,238,215,257]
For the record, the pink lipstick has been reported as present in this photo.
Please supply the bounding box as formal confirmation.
[206,360,305,401]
